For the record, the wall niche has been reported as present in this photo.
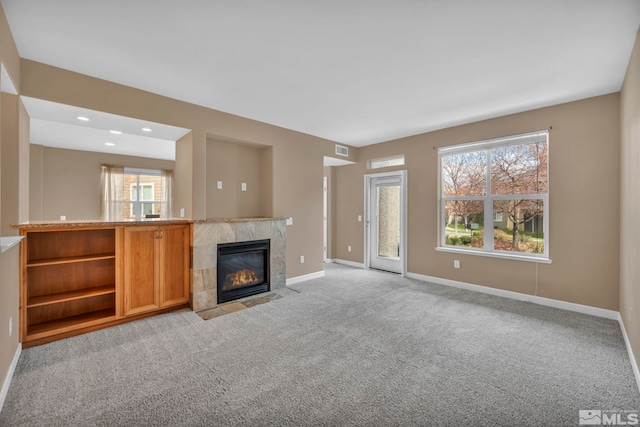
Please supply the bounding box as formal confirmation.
[206,137,273,219]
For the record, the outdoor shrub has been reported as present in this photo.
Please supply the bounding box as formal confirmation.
[460,236,472,245]
[448,236,460,246]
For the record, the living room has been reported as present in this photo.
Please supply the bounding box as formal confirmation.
[0,2,639,424]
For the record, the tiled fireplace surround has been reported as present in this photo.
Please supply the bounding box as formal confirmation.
[191,218,287,312]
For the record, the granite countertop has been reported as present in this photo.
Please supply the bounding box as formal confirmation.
[12,218,193,229]
[193,217,288,223]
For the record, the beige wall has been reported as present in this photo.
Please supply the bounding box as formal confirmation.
[174,132,193,218]
[1,92,18,235]
[1,93,28,235]
[19,59,355,279]
[0,4,19,92]
[205,138,271,218]
[0,248,19,395]
[334,94,621,310]
[620,28,640,378]
[0,2,21,407]
[30,145,174,221]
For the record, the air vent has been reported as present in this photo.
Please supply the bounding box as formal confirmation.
[335,144,349,157]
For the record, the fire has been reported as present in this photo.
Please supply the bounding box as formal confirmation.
[226,269,260,287]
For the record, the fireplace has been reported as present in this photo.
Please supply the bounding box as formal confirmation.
[217,239,270,304]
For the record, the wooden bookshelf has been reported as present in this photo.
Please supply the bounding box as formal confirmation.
[21,228,118,343]
[17,223,191,346]
[27,285,116,308]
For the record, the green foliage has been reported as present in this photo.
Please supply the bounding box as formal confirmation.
[459,236,472,245]
[447,236,460,246]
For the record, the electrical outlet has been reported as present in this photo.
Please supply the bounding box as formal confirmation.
[179,208,185,218]
[348,245,352,252]
[241,182,247,191]
[60,215,66,221]
[358,215,362,222]
[286,217,293,226]
[454,260,460,269]
[217,181,223,190]
[300,255,305,264]
[9,317,12,337]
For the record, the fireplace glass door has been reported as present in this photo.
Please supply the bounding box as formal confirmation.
[217,239,270,303]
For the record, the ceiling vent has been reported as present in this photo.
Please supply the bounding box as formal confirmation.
[335,144,349,157]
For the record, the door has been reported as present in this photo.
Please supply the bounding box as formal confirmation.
[159,225,190,307]
[124,226,160,315]
[323,176,328,262]
[366,172,406,274]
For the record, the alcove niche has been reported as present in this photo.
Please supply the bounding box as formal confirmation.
[205,136,273,219]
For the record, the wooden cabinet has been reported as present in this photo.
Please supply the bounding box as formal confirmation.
[18,222,191,347]
[20,227,119,343]
[124,224,189,316]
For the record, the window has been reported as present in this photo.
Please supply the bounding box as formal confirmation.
[124,169,164,220]
[100,165,173,221]
[369,155,405,170]
[438,131,549,261]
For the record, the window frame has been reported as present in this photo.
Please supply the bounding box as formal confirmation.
[437,131,551,263]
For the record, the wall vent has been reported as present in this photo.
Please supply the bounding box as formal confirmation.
[335,144,349,157]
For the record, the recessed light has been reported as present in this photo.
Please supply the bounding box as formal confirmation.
[77,116,90,121]
[109,130,122,135]
[141,127,152,132]
[105,142,115,146]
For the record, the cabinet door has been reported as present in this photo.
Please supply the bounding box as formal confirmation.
[159,225,190,307]
[124,226,159,316]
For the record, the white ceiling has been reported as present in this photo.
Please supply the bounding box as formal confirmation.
[23,97,190,160]
[2,1,640,148]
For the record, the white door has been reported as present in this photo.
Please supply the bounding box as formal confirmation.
[367,173,405,274]
[323,176,328,262]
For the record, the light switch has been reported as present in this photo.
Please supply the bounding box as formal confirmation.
[217,181,223,190]
[358,215,362,222]
[241,182,247,191]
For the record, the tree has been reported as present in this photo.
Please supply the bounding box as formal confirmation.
[491,142,547,250]
[441,151,486,229]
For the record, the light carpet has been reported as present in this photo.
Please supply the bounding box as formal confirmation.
[1,263,638,426]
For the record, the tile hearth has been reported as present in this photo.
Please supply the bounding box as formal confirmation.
[196,287,299,320]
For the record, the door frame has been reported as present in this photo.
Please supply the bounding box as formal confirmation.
[364,170,408,276]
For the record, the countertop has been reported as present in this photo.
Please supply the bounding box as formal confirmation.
[193,217,288,223]
[12,218,193,229]
[0,236,24,253]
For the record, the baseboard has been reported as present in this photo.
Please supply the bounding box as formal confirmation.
[0,343,22,413]
[405,272,619,320]
[331,259,365,269]
[617,313,640,394]
[286,270,325,286]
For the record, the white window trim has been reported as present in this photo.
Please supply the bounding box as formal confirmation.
[438,130,550,263]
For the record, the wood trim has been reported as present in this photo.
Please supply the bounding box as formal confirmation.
[22,304,189,348]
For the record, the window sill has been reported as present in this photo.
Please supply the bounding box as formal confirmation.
[435,246,552,264]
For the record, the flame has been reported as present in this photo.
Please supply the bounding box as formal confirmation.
[225,269,260,288]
